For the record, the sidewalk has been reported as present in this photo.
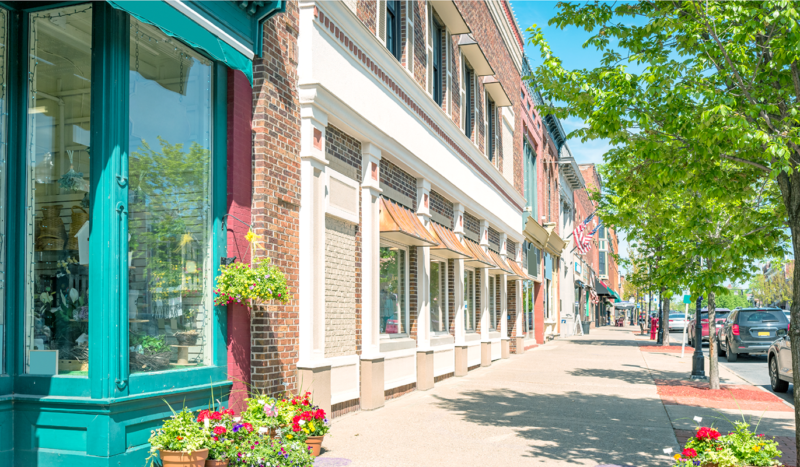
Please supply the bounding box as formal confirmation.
[317,327,682,467]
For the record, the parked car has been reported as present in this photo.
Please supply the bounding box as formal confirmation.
[783,309,791,321]
[719,308,789,362]
[687,308,731,346]
[767,319,793,393]
[668,313,688,332]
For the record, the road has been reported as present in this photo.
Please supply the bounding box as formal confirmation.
[667,330,795,406]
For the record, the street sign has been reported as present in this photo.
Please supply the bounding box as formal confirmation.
[683,294,691,304]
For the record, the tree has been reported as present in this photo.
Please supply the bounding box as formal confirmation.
[715,291,751,310]
[524,1,800,448]
[751,262,794,307]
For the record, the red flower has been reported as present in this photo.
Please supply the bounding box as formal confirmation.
[223,408,235,416]
[696,427,721,441]
[243,422,253,432]
[292,424,301,432]
[210,411,223,421]
[213,426,227,435]
[176,436,184,441]
[212,436,218,442]
[682,448,697,458]
[197,409,210,422]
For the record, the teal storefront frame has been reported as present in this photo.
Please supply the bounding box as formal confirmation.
[0,1,281,465]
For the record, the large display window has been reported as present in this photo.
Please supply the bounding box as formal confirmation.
[464,268,475,331]
[379,242,408,335]
[430,259,448,333]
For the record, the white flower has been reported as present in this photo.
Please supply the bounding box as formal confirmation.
[257,399,265,405]
[258,427,269,434]
[69,288,79,303]
[663,448,673,454]
[233,416,242,422]
[299,420,306,426]
[693,416,703,423]
[204,419,210,429]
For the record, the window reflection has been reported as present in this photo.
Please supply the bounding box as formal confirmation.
[380,246,406,334]
[127,19,213,373]
[464,269,474,331]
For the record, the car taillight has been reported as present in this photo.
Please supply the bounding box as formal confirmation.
[732,324,739,336]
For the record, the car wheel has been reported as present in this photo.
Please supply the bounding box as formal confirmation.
[727,342,738,362]
[770,356,789,393]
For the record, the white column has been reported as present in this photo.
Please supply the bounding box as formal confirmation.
[298,106,328,366]
[453,203,466,345]
[499,233,509,338]
[360,143,382,359]
[478,220,490,342]
[416,178,432,349]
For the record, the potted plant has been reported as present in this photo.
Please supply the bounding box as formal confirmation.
[176,309,200,345]
[671,421,782,467]
[242,397,285,438]
[234,437,315,466]
[197,407,237,467]
[148,407,209,467]
[214,258,290,308]
[280,393,329,457]
[131,335,172,372]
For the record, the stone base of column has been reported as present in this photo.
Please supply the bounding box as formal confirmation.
[416,350,434,391]
[297,364,332,417]
[480,342,491,367]
[360,357,385,410]
[454,345,469,376]
[501,338,510,359]
[513,336,525,355]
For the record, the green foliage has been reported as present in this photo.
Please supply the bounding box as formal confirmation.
[673,422,781,467]
[214,259,290,306]
[715,292,751,310]
[242,438,315,467]
[751,263,793,307]
[140,335,170,354]
[147,407,207,458]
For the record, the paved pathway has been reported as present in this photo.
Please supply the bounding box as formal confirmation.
[318,327,680,467]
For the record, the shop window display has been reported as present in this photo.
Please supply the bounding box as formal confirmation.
[430,260,447,332]
[464,269,475,331]
[127,19,213,373]
[25,5,93,375]
[379,244,407,335]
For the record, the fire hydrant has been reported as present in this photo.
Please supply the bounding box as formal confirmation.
[650,317,659,340]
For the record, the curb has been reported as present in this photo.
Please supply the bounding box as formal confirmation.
[716,363,795,410]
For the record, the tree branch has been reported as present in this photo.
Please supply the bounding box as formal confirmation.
[719,154,770,173]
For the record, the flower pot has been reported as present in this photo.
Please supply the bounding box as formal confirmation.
[159,449,209,467]
[175,331,199,345]
[205,459,229,467]
[305,436,324,457]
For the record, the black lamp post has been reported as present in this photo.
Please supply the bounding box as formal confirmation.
[657,289,664,345]
[691,295,707,380]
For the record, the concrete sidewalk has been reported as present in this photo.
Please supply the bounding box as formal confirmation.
[317,327,680,467]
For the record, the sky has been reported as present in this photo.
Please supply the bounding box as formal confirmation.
[511,1,631,269]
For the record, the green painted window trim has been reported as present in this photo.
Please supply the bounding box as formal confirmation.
[3,2,229,400]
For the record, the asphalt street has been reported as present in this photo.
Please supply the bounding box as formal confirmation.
[667,330,795,406]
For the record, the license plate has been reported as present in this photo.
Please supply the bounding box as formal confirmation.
[758,332,770,336]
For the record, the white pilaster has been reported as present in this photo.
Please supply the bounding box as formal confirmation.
[453,203,466,345]
[478,220,490,341]
[499,233,509,338]
[361,143,382,359]
[298,106,328,366]
[416,178,432,349]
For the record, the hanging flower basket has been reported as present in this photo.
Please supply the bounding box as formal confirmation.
[214,258,289,307]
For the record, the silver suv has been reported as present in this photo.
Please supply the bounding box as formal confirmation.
[718,308,789,362]
[767,311,793,393]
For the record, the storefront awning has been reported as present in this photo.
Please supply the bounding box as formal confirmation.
[506,257,531,281]
[463,239,495,269]
[107,1,284,85]
[379,198,439,247]
[487,250,513,275]
[429,222,473,260]
[523,216,548,249]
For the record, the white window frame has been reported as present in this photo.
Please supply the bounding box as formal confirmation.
[464,267,476,332]
[379,239,410,338]
[430,257,449,334]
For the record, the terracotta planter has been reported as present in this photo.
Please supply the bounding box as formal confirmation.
[205,459,229,467]
[305,436,324,457]
[159,449,209,467]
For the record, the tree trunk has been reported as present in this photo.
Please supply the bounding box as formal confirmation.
[708,290,719,389]
[776,169,800,461]
[662,294,671,346]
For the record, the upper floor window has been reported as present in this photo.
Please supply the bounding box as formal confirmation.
[432,17,443,106]
[386,1,401,61]
[464,63,474,139]
[599,251,608,277]
[523,139,537,220]
[487,95,496,163]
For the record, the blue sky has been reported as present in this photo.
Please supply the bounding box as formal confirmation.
[511,1,614,166]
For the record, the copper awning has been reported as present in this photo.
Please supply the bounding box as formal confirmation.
[507,258,532,281]
[379,198,439,247]
[487,250,513,275]
[463,239,495,269]
[428,222,473,260]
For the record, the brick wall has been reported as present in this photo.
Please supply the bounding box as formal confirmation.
[488,227,500,252]
[450,33,461,125]
[507,239,516,260]
[463,211,479,236]
[325,217,357,358]
[357,0,376,35]
[448,258,456,335]
[250,1,301,396]
[412,1,426,89]
[408,246,418,340]
[379,158,417,208]
[430,189,453,228]
[508,280,518,350]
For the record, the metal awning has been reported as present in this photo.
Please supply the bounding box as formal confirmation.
[458,34,494,76]
[463,239,495,269]
[544,223,567,256]
[379,198,439,247]
[558,156,585,190]
[483,76,512,107]
[487,250,513,275]
[430,1,470,34]
[506,257,531,281]
[523,216,548,249]
[429,222,473,260]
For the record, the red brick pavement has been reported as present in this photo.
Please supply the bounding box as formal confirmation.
[654,379,793,412]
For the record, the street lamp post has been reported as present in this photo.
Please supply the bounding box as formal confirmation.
[691,296,707,380]
[657,289,664,345]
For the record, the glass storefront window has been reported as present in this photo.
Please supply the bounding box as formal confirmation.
[489,276,496,330]
[0,7,6,374]
[127,19,214,372]
[430,260,447,333]
[25,5,93,375]
[464,269,475,331]
[523,280,534,334]
[379,244,406,335]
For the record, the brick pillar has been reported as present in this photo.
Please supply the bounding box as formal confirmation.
[226,69,252,413]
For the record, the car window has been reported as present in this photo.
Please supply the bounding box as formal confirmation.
[738,310,787,324]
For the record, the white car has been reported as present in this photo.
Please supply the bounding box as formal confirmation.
[668,313,688,332]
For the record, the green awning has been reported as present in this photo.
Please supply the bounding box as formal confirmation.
[609,289,621,302]
[108,1,254,84]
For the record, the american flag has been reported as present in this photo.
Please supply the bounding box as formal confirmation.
[590,289,599,304]
[572,213,594,251]
[577,221,602,255]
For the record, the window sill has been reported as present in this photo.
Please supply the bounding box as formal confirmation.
[489,331,501,340]
[464,332,481,342]
[379,337,416,353]
[431,334,454,347]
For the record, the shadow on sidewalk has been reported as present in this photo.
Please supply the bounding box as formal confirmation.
[433,388,672,466]
[566,366,694,386]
